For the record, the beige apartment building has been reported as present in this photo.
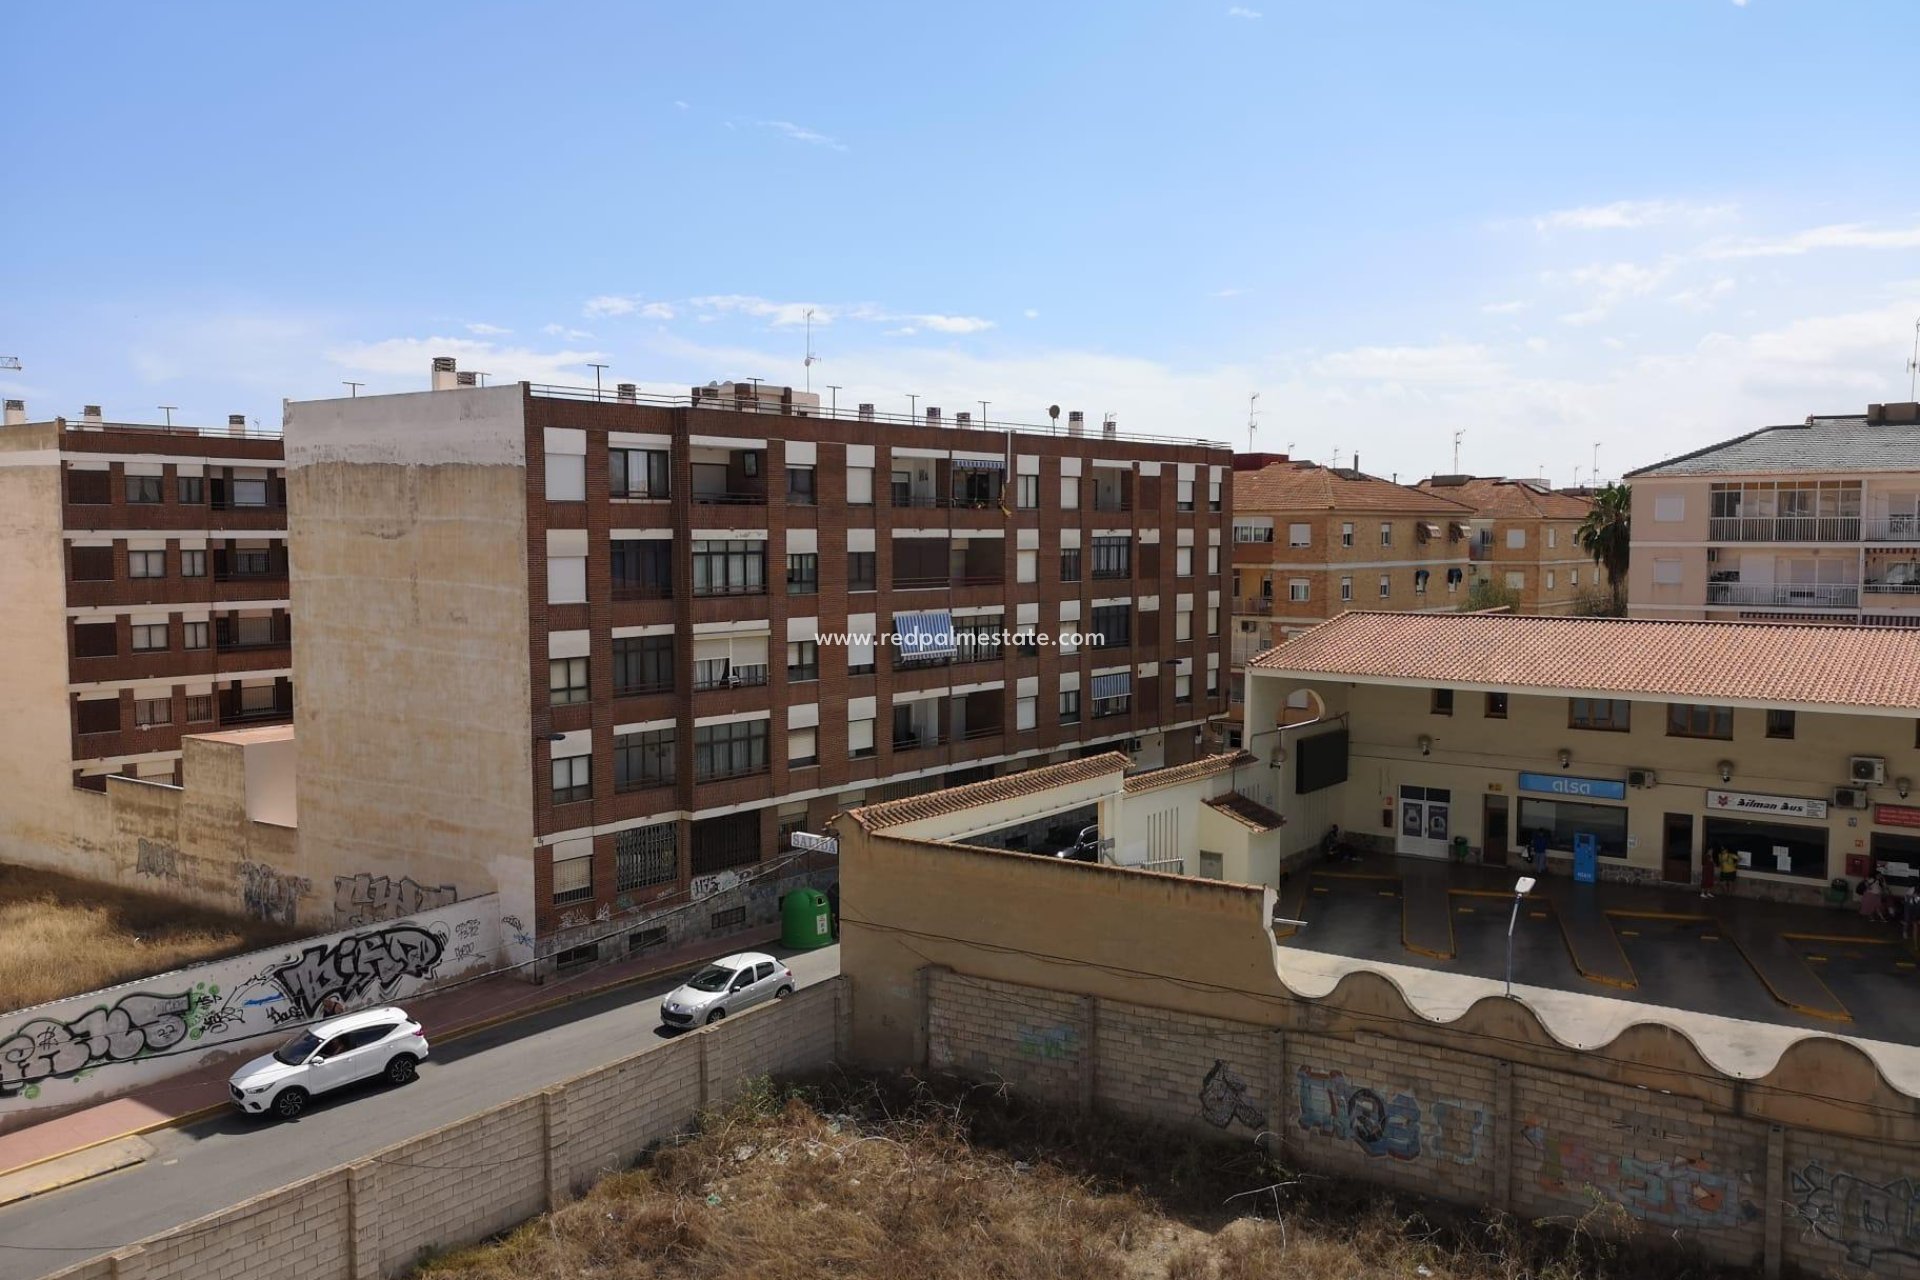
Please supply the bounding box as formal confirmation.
[1417,475,1595,613]
[1627,401,1920,623]
[1228,458,1472,730]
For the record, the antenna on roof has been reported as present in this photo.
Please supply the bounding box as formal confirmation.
[804,309,818,393]
[1907,317,1919,400]
[1247,392,1261,452]
[1452,428,1464,474]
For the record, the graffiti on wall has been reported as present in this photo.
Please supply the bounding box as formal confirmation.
[1790,1162,1920,1268]
[1200,1059,1268,1131]
[1016,1025,1078,1061]
[1523,1120,1759,1229]
[134,839,180,882]
[1,986,214,1099]
[1296,1067,1486,1165]
[239,861,311,927]
[332,873,456,926]
[264,925,447,1019]
[691,870,745,902]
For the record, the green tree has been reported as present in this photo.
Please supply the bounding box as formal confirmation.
[1577,482,1632,611]
[1461,578,1520,613]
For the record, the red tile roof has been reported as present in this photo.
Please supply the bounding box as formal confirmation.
[848,753,1129,831]
[1249,612,1920,711]
[1417,477,1593,520]
[1122,751,1255,794]
[1236,462,1476,515]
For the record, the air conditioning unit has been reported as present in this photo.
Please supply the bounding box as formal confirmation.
[1834,786,1872,810]
[1627,768,1657,789]
[1850,756,1888,785]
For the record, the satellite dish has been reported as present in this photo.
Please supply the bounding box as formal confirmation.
[1047,404,1060,420]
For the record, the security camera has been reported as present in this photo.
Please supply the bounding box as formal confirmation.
[1417,735,1433,756]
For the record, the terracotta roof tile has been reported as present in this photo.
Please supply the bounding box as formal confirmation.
[1203,793,1286,832]
[1237,462,1476,516]
[1249,612,1920,711]
[1417,477,1593,521]
[1122,751,1255,794]
[849,753,1130,831]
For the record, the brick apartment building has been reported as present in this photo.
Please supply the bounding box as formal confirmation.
[1416,475,1595,614]
[0,400,293,799]
[1226,456,1472,733]
[286,365,1233,951]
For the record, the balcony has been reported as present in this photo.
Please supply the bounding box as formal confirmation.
[1706,582,1859,609]
[692,664,769,692]
[1237,597,1272,615]
[612,581,674,601]
[691,491,767,507]
[1865,516,1920,543]
[1708,516,1861,543]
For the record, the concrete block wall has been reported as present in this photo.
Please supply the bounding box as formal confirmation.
[929,971,1092,1106]
[47,979,844,1280]
[1781,1128,1920,1279]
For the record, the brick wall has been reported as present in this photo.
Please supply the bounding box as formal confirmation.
[52,979,845,1280]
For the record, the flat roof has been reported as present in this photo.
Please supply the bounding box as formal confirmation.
[1249,611,1920,714]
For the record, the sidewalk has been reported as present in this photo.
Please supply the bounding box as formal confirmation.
[0,924,779,1191]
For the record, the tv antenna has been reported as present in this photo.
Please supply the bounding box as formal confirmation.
[1247,392,1261,452]
[1452,428,1464,473]
[804,309,818,392]
[157,405,177,427]
[342,381,364,398]
[1907,317,1920,400]
[825,384,842,415]
[588,363,609,400]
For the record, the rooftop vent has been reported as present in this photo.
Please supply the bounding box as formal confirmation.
[926,407,942,425]
[3,399,24,427]
[455,371,478,387]
[616,382,637,403]
[954,411,971,427]
[227,413,248,438]
[1067,410,1085,437]
[431,356,459,391]
[81,404,103,425]
[858,403,875,421]
[1101,414,1117,439]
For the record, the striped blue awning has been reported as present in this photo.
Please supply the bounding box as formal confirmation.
[951,457,1005,470]
[1090,672,1132,700]
[895,610,957,660]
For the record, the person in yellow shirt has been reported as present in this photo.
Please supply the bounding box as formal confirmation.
[1715,846,1740,899]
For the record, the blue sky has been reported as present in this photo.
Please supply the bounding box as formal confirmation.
[8,0,1920,481]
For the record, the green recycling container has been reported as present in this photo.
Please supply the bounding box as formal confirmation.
[781,888,834,950]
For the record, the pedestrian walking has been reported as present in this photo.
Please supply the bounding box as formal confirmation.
[1528,827,1549,873]
[1715,846,1739,899]
[1699,848,1716,899]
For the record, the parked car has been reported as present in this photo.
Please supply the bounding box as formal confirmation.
[659,952,794,1028]
[228,1006,428,1120]
[1054,824,1102,862]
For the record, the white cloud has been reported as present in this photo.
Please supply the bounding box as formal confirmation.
[1552,260,1673,324]
[1701,222,1920,259]
[1023,309,1040,319]
[1227,6,1262,16]
[911,314,995,335]
[543,323,594,340]
[673,100,689,110]
[1531,199,1734,233]
[465,322,511,336]
[691,295,825,328]
[583,295,674,320]
[1480,300,1528,315]
[687,296,991,335]
[327,336,609,387]
[1667,277,1737,311]
[761,120,847,151]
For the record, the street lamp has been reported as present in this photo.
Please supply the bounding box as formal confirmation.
[1505,875,1536,998]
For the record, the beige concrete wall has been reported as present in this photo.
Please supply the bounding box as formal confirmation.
[1629,476,1710,618]
[42,979,843,1280]
[0,423,113,879]
[285,387,536,942]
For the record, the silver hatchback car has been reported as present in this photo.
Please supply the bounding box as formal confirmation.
[659,952,794,1028]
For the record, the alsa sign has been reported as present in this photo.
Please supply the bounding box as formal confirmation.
[1705,789,1829,820]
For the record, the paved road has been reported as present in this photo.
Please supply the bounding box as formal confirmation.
[0,945,841,1280]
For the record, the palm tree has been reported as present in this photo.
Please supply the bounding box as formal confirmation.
[1577,482,1631,613]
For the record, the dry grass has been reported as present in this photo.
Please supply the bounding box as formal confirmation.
[416,1073,1743,1280]
[0,862,302,1012]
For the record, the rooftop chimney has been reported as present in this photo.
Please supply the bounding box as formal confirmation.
[227,413,247,438]
[431,356,459,391]
[926,407,942,426]
[857,403,875,422]
[616,382,637,403]
[82,405,103,426]
[1067,410,1085,437]
[3,399,24,427]
[1101,414,1118,440]
[455,371,478,387]
[954,411,971,427]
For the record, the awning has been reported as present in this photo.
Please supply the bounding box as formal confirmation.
[1090,672,1132,700]
[1415,569,1430,582]
[1419,522,1442,540]
[1450,522,1471,540]
[895,610,957,660]
[951,457,1005,470]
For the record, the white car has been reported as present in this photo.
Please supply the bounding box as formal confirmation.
[659,952,794,1028]
[228,1006,428,1120]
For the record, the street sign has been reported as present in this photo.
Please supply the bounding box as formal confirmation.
[789,831,839,854]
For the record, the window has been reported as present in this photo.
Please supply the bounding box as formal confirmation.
[1652,559,1683,586]
[1377,574,1390,598]
[1016,474,1039,508]
[1546,571,1556,591]
[1090,604,1130,648]
[72,622,116,658]
[1176,477,1195,512]
[614,729,675,791]
[1061,475,1080,509]
[1415,569,1430,596]
[546,452,586,502]
[693,719,769,780]
[1667,703,1733,740]
[186,695,213,723]
[789,727,818,766]
[786,466,816,505]
[1176,610,1192,641]
[1208,546,1220,576]
[1017,549,1037,583]
[1507,528,1526,549]
[1060,548,1082,582]
[1338,576,1352,602]
[1288,579,1309,602]
[1233,523,1273,543]
[613,635,674,696]
[691,540,766,596]
[76,698,119,735]
[1379,522,1392,547]
[610,539,672,599]
[1766,709,1796,740]
[125,475,163,504]
[180,550,206,578]
[129,550,166,579]
[1446,567,1463,594]
[1288,523,1311,548]
[67,470,110,504]
[550,754,591,805]
[610,448,670,499]
[1504,571,1525,590]
[549,657,590,705]
[178,476,204,505]
[239,683,278,715]
[1207,606,1219,636]
[1093,690,1131,718]
[1015,694,1037,731]
[849,716,876,758]
[230,477,268,507]
[230,548,272,577]
[1175,672,1191,703]
[618,821,679,890]
[182,621,208,650]
[1340,522,1355,547]
[1176,547,1192,577]
[1653,493,1685,522]
[70,545,113,581]
[1548,527,1558,549]
[551,845,593,904]
[1059,689,1082,724]
[1570,698,1631,732]
[847,466,874,505]
[787,640,819,682]
[1430,689,1453,716]
[1570,569,1579,588]
[1485,692,1508,719]
[1209,479,1223,511]
[786,553,819,595]
[134,697,171,728]
[1091,537,1131,579]
[131,623,168,653]
[848,552,877,592]
[1522,798,1629,861]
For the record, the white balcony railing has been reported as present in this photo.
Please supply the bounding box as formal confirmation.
[1864,515,1920,543]
[1706,582,1859,608]
[1708,516,1861,543]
